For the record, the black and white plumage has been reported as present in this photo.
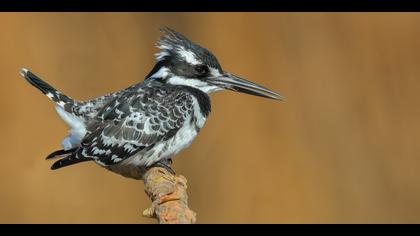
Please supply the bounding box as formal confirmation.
[22,27,282,179]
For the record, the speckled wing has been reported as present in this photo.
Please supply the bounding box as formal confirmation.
[71,84,139,120]
[70,85,194,167]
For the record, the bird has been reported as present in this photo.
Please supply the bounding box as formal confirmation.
[21,27,283,179]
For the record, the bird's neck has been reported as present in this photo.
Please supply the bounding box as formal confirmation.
[177,85,212,118]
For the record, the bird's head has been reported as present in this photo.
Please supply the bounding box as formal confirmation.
[146,27,283,100]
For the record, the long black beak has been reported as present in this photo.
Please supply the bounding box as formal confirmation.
[211,73,283,100]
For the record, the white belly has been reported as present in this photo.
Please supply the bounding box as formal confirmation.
[106,120,205,179]
[126,117,204,167]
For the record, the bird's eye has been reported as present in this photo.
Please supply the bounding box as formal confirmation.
[194,65,209,75]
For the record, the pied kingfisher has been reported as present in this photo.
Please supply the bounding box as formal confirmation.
[21,27,282,179]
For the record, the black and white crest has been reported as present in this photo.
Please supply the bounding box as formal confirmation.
[155,27,222,71]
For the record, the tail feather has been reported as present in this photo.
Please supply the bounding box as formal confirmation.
[45,148,78,160]
[21,68,89,170]
[50,152,91,170]
[21,68,76,109]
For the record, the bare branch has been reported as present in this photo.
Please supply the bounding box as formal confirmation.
[142,167,196,224]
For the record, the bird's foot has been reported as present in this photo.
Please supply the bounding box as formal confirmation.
[149,158,175,175]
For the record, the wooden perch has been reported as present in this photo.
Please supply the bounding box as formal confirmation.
[142,167,196,224]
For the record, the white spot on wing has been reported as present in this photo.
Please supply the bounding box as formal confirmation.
[123,143,136,153]
[101,134,119,147]
[111,155,122,162]
[92,147,107,155]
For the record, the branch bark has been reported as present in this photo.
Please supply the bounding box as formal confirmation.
[142,167,196,224]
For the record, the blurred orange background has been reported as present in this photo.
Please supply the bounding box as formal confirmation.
[1,13,420,223]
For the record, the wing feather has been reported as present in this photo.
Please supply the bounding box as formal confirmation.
[72,84,194,166]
